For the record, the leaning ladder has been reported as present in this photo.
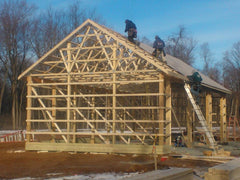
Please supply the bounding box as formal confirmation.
[184,83,218,153]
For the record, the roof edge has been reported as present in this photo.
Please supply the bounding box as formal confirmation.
[18,19,92,80]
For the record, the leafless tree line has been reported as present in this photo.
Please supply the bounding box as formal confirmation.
[0,0,103,129]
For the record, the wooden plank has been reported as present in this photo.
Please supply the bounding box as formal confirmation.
[27,106,168,110]
[29,69,159,76]
[28,79,163,86]
[26,131,167,136]
[26,120,171,123]
[28,93,165,98]
[25,142,171,154]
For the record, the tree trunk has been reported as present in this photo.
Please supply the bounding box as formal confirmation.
[11,83,17,130]
[19,85,25,129]
[12,95,16,130]
[0,70,8,115]
[235,96,239,120]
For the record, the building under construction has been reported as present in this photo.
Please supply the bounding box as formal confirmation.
[18,19,231,154]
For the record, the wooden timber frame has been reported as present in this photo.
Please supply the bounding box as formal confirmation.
[19,19,229,154]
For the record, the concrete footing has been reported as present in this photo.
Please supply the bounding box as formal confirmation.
[205,158,240,180]
[122,168,193,180]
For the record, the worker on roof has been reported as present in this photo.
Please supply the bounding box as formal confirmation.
[152,36,166,62]
[124,19,137,43]
[187,70,202,104]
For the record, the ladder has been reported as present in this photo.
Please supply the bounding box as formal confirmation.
[184,83,218,152]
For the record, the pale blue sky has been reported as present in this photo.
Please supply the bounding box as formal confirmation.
[27,0,240,69]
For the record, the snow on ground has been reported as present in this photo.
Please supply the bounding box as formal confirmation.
[13,172,140,180]
[0,130,19,135]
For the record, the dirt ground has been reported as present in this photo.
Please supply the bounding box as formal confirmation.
[0,142,224,179]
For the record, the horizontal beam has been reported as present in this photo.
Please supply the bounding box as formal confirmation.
[25,142,171,154]
[26,131,169,136]
[26,119,170,123]
[27,93,166,98]
[27,106,169,110]
[29,79,163,86]
[30,69,158,76]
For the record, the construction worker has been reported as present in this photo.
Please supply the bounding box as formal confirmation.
[152,36,166,62]
[187,70,202,104]
[124,19,137,43]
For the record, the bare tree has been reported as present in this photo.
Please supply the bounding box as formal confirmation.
[30,7,67,58]
[140,36,152,46]
[222,41,240,119]
[165,25,197,65]
[30,1,103,59]
[199,42,221,82]
[0,0,35,129]
[200,42,212,74]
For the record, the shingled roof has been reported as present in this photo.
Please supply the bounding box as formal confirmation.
[140,43,231,94]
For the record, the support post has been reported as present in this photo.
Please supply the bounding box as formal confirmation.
[67,42,71,143]
[112,46,117,144]
[91,88,95,144]
[159,73,164,145]
[220,97,227,143]
[206,93,213,132]
[26,76,32,142]
[165,79,171,145]
[187,99,193,147]
[51,87,56,142]
[73,88,76,143]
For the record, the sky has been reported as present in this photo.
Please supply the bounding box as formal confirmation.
[27,0,240,70]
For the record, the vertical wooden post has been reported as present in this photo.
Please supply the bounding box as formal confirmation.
[73,88,76,143]
[51,87,56,142]
[206,93,213,132]
[91,89,95,144]
[159,73,164,145]
[165,79,171,145]
[67,42,71,143]
[186,100,193,147]
[112,46,117,144]
[220,97,227,143]
[26,76,32,142]
[106,97,110,144]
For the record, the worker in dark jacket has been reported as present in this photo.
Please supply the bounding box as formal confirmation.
[187,70,202,104]
[152,36,166,62]
[125,19,137,43]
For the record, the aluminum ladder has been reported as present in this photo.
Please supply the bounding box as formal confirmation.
[184,83,218,153]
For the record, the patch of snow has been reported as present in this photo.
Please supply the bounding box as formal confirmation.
[13,172,140,180]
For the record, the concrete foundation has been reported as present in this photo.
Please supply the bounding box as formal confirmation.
[205,158,240,180]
